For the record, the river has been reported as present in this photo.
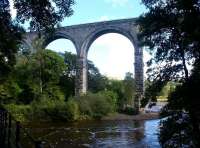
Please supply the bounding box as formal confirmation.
[23,119,160,148]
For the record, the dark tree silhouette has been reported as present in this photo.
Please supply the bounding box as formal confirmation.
[138,0,200,146]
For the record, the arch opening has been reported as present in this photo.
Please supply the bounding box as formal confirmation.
[46,38,77,55]
[87,33,135,80]
[85,28,137,55]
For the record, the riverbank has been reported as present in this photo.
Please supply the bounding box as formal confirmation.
[102,112,159,121]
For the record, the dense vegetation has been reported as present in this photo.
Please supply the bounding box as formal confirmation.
[0,35,137,122]
[139,0,200,147]
[2,50,137,121]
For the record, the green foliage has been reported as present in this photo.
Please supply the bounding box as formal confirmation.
[73,92,116,119]
[34,49,67,84]
[14,0,75,31]
[59,51,76,98]
[0,79,22,104]
[60,51,109,98]
[106,79,125,109]
[123,72,136,106]
[159,112,196,147]
[15,44,66,102]
[139,0,200,146]
[138,0,200,81]
[88,60,108,93]
[4,99,80,122]
[4,104,31,122]
[65,99,79,121]
[157,82,177,101]
[0,0,76,122]
[98,90,118,111]
[30,99,79,121]
[0,0,74,82]
[0,0,23,81]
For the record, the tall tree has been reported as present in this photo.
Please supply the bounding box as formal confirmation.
[123,72,136,106]
[138,0,200,146]
[14,0,75,31]
[0,0,23,81]
[87,60,108,93]
[0,0,75,81]
[15,47,67,103]
[138,0,200,82]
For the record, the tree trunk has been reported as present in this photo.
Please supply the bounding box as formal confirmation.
[180,50,189,80]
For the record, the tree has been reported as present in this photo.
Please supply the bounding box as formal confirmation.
[106,79,125,110]
[0,0,23,81]
[123,72,136,107]
[87,60,108,93]
[139,0,200,146]
[60,51,108,95]
[59,51,77,99]
[0,0,75,103]
[14,39,67,104]
[138,0,200,82]
[14,0,75,31]
[0,0,75,74]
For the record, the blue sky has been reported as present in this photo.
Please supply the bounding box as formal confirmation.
[61,0,147,26]
[10,0,150,79]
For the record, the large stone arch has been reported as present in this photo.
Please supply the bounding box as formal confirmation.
[82,26,137,55]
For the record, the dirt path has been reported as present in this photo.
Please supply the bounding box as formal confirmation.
[102,112,159,121]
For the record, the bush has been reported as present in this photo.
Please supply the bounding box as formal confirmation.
[65,99,79,121]
[73,92,115,119]
[98,90,117,111]
[4,104,31,122]
[30,99,79,121]
[4,91,117,122]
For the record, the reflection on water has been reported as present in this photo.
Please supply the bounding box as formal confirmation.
[23,119,160,148]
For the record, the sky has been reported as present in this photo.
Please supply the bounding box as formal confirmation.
[10,0,151,79]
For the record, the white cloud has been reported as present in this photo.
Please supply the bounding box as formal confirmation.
[88,33,135,79]
[98,16,110,21]
[9,0,17,19]
[105,0,129,7]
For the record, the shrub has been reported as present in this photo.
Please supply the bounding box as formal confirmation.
[73,92,115,119]
[4,104,31,122]
[30,99,79,121]
[98,90,117,111]
[65,99,79,121]
[90,94,111,118]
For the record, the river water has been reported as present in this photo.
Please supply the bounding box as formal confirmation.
[23,119,160,148]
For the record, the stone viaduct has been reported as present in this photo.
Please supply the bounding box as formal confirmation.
[23,18,144,110]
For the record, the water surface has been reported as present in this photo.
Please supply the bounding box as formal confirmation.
[23,119,160,148]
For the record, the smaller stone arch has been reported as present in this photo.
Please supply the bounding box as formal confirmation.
[43,32,78,54]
